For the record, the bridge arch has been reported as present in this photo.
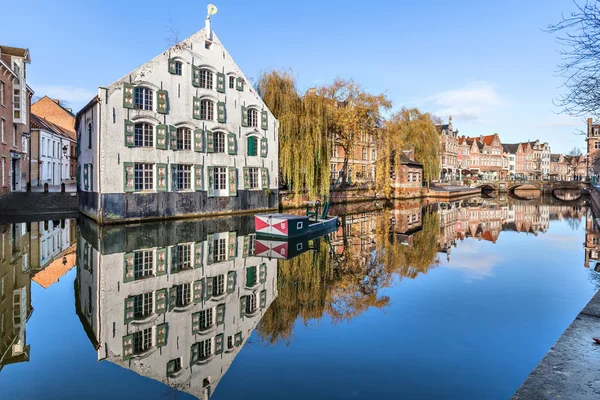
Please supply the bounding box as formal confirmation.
[552,187,583,201]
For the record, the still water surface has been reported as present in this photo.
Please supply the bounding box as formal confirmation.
[0,197,599,400]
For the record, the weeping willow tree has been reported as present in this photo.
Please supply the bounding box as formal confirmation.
[257,70,330,201]
[375,108,441,195]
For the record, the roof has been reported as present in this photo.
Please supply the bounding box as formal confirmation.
[480,134,497,146]
[33,96,76,117]
[32,246,77,289]
[0,45,29,58]
[75,96,100,128]
[30,114,76,142]
[476,141,484,150]
[399,152,423,167]
[550,153,562,162]
[502,143,520,154]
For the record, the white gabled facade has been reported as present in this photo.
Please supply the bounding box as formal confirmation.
[76,18,278,223]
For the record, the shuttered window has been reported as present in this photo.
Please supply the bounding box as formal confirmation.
[200,100,214,120]
[134,123,154,147]
[175,283,191,307]
[213,132,225,153]
[174,62,182,75]
[199,308,213,331]
[134,87,153,110]
[172,244,192,272]
[247,136,258,156]
[134,163,154,191]
[133,328,152,354]
[214,237,227,262]
[199,70,213,89]
[229,76,235,89]
[134,251,153,279]
[246,292,257,314]
[177,128,191,150]
[199,339,212,360]
[249,167,259,189]
[134,292,153,319]
[246,265,257,287]
[213,274,225,296]
[172,164,192,190]
[247,109,258,127]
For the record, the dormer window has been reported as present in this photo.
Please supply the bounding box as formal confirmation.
[134,87,153,110]
[199,70,213,89]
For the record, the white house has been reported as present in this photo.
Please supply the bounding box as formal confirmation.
[75,216,278,398]
[31,114,74,186]
[75,16,278,224]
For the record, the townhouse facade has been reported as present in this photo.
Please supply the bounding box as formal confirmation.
[76,18,278,223]
[75,215,277,399]
[527,140,551,180]
[436,116,459,181]
[30,114,76,186]
[0,45,32,197]
[330,132,376,185]
[390,148,423,198]
[587,117,600,179]
[458,134,506,180]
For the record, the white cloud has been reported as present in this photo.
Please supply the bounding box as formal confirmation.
[32,84,96,111]
[428,81,506,123]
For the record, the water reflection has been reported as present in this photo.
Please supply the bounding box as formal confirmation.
[0,219,76,371]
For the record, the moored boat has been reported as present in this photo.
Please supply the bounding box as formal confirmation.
[254,213,338,239]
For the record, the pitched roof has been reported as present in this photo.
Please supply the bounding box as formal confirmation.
[0,45,30,63]
[30,114,75,141]
[502,143,520,154]
[32,246,76,289]
[550,153,562,162]
[399,153,423,167]
[480,134,497,146]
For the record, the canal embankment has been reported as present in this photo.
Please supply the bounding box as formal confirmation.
[0,192,79,223]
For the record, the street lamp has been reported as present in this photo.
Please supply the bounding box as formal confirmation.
[61,144,67,184]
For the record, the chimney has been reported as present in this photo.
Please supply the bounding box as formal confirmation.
[409,145,415,161]
[205,18,213,41]
[53,99,60,105]
[479,135,483,142]
[588,117,593,136]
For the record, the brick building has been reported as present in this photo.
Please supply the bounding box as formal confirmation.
[436,116,459,181]
[458,134,505,180]
[587,118,600,179]
[390,148,423,198]
[30,114,76,186]
[330,132,376,185]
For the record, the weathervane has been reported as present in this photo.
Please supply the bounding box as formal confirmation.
[207,4,218,19]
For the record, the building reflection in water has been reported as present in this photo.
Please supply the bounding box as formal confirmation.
[75,216,277,399]
[0,218,76,372]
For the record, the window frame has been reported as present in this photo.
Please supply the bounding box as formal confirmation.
[134,123,154,147]
[247,108,258,127]
[134,163,154,191]
[199,69,214,89]
[174,164,192,191]
[200,99,214,121]
[213,131,225,153]
[248,167,259,189]
[133,87,154,111]
[134,250,154,279]
[176,127,192,150]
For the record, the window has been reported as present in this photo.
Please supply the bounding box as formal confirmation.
[229,76,235,89]
[362,148,367,160]
[200,99,214,120]
[173,164,192,190]
[176,283,191,307]
[88,122,92,149]
[0,81,4,105]
[1,119,4,143]
[200,70,213,89]
[13,89,21,119]
[214,166,227,193]
[133,328,152,354]
[134,87,153,110]
[177,127,191,150]
[249,167,259,189]
[214,132,225,153]
[134,292,153,319]
[371,149,376,161]
[134,251,153,279]
[174,244,192,271]
[134,163,154,190]
[247,136,258,156]
[199,308,213,330]
[167,358,182,377]
[213,237,227,262]
[246,292,257,314]
[247,109,258,127]
[246,265,257,287]
[213,275,225,296]
[134,123,154,147]
[595,142,600,149]
[199,339,212,360]
[227,335,234,350]
[174,61,183,76]
[1,158,4,187]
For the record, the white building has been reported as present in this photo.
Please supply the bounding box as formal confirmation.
[75,216,278,398]
[75,16,278,224]
[31,114,74,186]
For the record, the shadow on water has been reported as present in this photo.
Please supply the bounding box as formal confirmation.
[553,188,583,202]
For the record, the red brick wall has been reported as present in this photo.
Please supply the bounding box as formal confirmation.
[31,97,75,139]
[0,66,14,196]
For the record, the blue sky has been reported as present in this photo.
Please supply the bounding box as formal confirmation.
[0,0,587,153]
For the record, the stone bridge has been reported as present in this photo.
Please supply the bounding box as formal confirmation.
[474,180,589,200]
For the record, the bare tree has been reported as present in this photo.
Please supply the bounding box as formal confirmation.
[565,146,586,180]
[547,1,600,117]
[165,18,180,48]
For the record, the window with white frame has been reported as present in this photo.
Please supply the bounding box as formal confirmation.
[213,275,225,296]
[174,244,192,271]
[0,81,4,106]
[134,250,154,279]
[133,328,152,354]
[173,164,192,190]
[134,87,153,110]
[1,118,4,143]
[213,132,225,153]
[200,99,214,120]
[199,70,213,89]
[249,167,259,189]
[134,123,154,147]
[213,166,227,195]
[199,308,213,330]
[362,148,367,160]
[199,338,212,360]
[13,89,21,119]
[246,292,257,314]
[177,127,191,150]
[175,283,191,307]
[213,236,227,262]
[134,292,153,319]
[247,108,258,127]
[134,163,154,191]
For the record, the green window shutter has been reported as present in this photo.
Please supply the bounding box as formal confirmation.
[156,125,168,150]
[207,167,215,198]
[206,233,214,264]
[239,296,247,318]
[89,165,94,192]
[123,252,135,283]
[243,167,250,189]
[227,133,237,155]
[155,288,167,314]
[234,332,243,347]
[215,333,224,355]
[83,165,89,190]
[190,343,200,366]
[216,72,225,93]
[194,241,203,268]
[171,164,179,191]
[246,266,256,287]
[260,137,268,157]
[156,248,167,276]
[156,163,167,192]
[170,246,179,273]
[124,296,135,324]
[205,277,214,300]
[123,162,135,192]
[216,304,225,325]
[192,96,201,119]
[157,90,168,114]
[168,286,177,311]
[261,111,268,130]
[124,120,135,147]
[192,66,200,87]
[83,243,89,270]
[122,334,134,360]
[259,290,267,309]
[242,236,250,258]
[247,136,256,156]
[169,126,178,150]
[217,102,226,123]
[261,167,269,189]
[168,58,177,74]
[206,131,214,153]
[241,106,248,127]
[192,311,201,334]
[194,165,203,191]
[259,262,267,283]
[167,359,177,377]
[194,129,203,152]
[193,280,203,304]
[228,231,237,259]
[228,167,237,196]
[236,77,244,91]
[226,271,236,293]
[156,323,168,347]
[123,83,134,109]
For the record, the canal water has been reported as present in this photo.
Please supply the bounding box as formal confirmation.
[0,196,599,400]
